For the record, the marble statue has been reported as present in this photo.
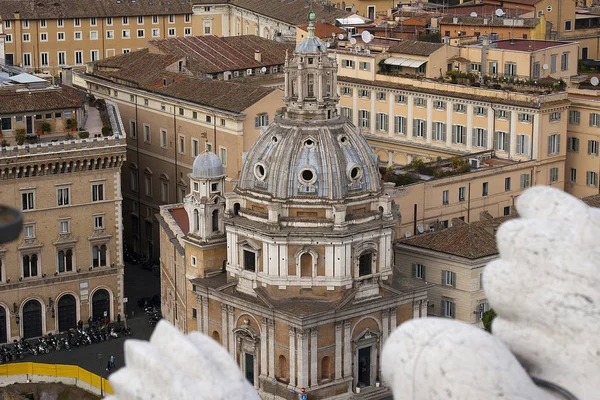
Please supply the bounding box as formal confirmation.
[107,186,593,400]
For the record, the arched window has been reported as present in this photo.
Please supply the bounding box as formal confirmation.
[233,203,240,216]
[212,209,219,232]
[359,252,373,277]
[100,245,107,266]
[212,331,220,343]
[300,253,312,277]
[66,249,73,271]
[92,245,107,267]
[23,254,38,278]
[278,355,288,382]
[58,249,74,273]
[307,74,314,97]
[92,246,99,267]
[194,209,199,231]
[58,250,65,272]
[321,356,331,381]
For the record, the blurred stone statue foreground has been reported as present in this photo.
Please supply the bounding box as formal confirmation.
[106,186,596,400]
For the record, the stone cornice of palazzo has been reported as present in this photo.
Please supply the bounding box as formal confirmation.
[0,266,120,292]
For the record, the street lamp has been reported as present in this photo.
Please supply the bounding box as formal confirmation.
[98,352,104,397]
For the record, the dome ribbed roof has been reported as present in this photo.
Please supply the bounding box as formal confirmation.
[192,151,223,178]
[236,117,381,200]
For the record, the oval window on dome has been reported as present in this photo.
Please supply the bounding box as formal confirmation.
[340,136,348,143]
[348,165,363,181]
[254,163,267,180]
[299,167,316,185]
[304,139,314,147]
[272,136,278,143]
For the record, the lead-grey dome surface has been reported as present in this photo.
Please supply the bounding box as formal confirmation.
[192,151,224,178]
[237,117,381,200]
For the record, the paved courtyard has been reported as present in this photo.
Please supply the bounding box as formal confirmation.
[12,263,160,378]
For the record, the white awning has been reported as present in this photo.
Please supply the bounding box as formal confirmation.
[383,57,427,68]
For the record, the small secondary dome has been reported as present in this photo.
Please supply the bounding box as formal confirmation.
[192,151,223,178]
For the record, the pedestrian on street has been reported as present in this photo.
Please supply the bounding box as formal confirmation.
[109,355,116,370]
[77,320,83,330]
[117,313,121,324]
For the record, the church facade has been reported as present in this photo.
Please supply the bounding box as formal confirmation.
[157,13,429,399]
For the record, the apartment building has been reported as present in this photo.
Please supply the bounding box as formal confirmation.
[395,215,512,324]
[191,0,349,42]
[439,15,547,40]
[0,83,126,341]
[0,0,193,74]
[74,36,286,261]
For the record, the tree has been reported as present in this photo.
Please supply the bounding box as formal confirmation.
[482,309,497,333]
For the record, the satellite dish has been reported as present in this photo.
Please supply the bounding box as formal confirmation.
[417,225,424,234]
[326,42,330,48]
[495,8,504,17]
[591,77,599,86]
[404,232,412,238]
[260,67,267,73]
[470,12,478,17]
[542,63,549,70]
[338,33,345,40]
[361,30,373,43]
[349,37,357,45]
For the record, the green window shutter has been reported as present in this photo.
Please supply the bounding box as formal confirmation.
[493,131,499,150]
[504,133,510,151]
[472,129,477,147]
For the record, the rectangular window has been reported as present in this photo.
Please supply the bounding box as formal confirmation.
[394,116,406,135]
[143,124,151,143]
[395,94,407,104]
[220,147,227,167]
[549,167,559,183]
[565,20,572,31]
[590,113,600,127]
[341,87,352,96]
[40,32,48,41]
[454,103,466,113]
[22,20,30,29]
[168,28,176,36]
[57,187,70,206]
[161,181,169,203]
[192,308,197,319]
[24,224,35,238]
[92,183,104,201]
[59,220,70,233]
[504,205,511,216]
[570,168,577,183]
[359,61,370,71]
[474,107,487,117]
[94,214,104,229]
[469,63,481,72]
[489,61,498,75]
[551,54,557,73]
[482,182,488,197]
[152,15,159,24]
[516,134,529,156]
[452,125,466,144]
[106,17,113,26]
[75,51,83,65]
[359,89,370,99]
[561,52,569,71]
[376,113,388,131]
[74,18,81,27]
[442,300,455,319]
[533,62,540,78]
[205,142,212,152]
[569,110,580,124]
[204,24,211,35]
[145,175,153,197]
[4,34,11,43]
[342,59,355,68]
[192,139,199,157]
[432,122,446,141]
[91,50,99,62]
[359,110,370,129]
[122,30,130,38]
[494,131,509,152]
[549,112,561,122]
[442,190,449,205]
[4,20,11,29]
[130,120,137,139]
[567,137,579,152]
[414,97,426,107]
[587,171,598,187]
[184,27,192,36]
[22,191,35,210]
[40,52,49,67]
[57,31,65,41]
[496,110,509,120]
[254,114,269,128]
[442,270,456,287]
[152,28,160,37]
[160,129,167,148]
[220,118,225,126]
[458,187,466,202]
[58,51,66,65]
[504,62,516,76]
[89,30,98,40]
[434,101,446,110]
[341,107,352,120]
[520,173,531,189]
[548,134,560,155]
[169,15,175,23]
[376,92,386,101]
[472,128,487,148]
[74,31,82,40]
[23,33,31,42]
[413,119,426,138]
[22,53,32,67]
[589,140,599,155]
[192,111,198,119]
[138,15,144,25]
[505,177,511,191]
[412,263,426,279]
[243,250,256,272]
[137,29,144,38]
[185,14,191,23]
[123,16,129,25]
[178,135,185,154]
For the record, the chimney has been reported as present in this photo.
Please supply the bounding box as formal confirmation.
[254,50,262,62]
[13,11,20,20]
[61,66,73,87]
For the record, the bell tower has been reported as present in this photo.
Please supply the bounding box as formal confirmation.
[283,10,339,121]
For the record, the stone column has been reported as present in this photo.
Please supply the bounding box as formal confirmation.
[390,308,397,332]
[510,109,517,158]
[387,151,393,167]
[426,98,433,144]
[446,101,453,148]
[289,327,296,387]
[310,327,318,387]
[382,309,389,343]
[268,319,275,377]
[532,113,539,160]
[221,304,228,350]
[284,67,289,98]
[413,302,420,319]
[261,318,268,376]
[317,71,323,102]
[466,104,474,151]
[335,322,342,380]
[407,95,414,140]
[202,297,209,334]
[420,300,428,318]
[227,305,235,356]
[343,320,352,378]
[297,74,303,102]
[297,330,309,388]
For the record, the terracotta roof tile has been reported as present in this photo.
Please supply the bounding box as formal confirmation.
[297,23,345,39]
[582,194,600,208]
[387,40,445,56]
[396,215,516,259]
[0,0,191,20]
[169,206,189,234]
[0,85,86,114]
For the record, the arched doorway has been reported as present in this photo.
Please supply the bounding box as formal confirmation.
[0,306,6,343]
[22,300,42,339]
[57,295,77,332]
[300,253,312,277]
[92,289,110,323]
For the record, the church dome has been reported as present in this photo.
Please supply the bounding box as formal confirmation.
[192,151,224,178]
[236,117,381,201]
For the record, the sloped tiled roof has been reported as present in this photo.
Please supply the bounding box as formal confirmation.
[0,0,191,20]
[90,48,276,113]
[387,40,446,56]
[582,194,600,208]
[0,85,86,114]
[396,216,516,260]
[147,35,294,74]
[193,0,351,25]
[297,23,345,39]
